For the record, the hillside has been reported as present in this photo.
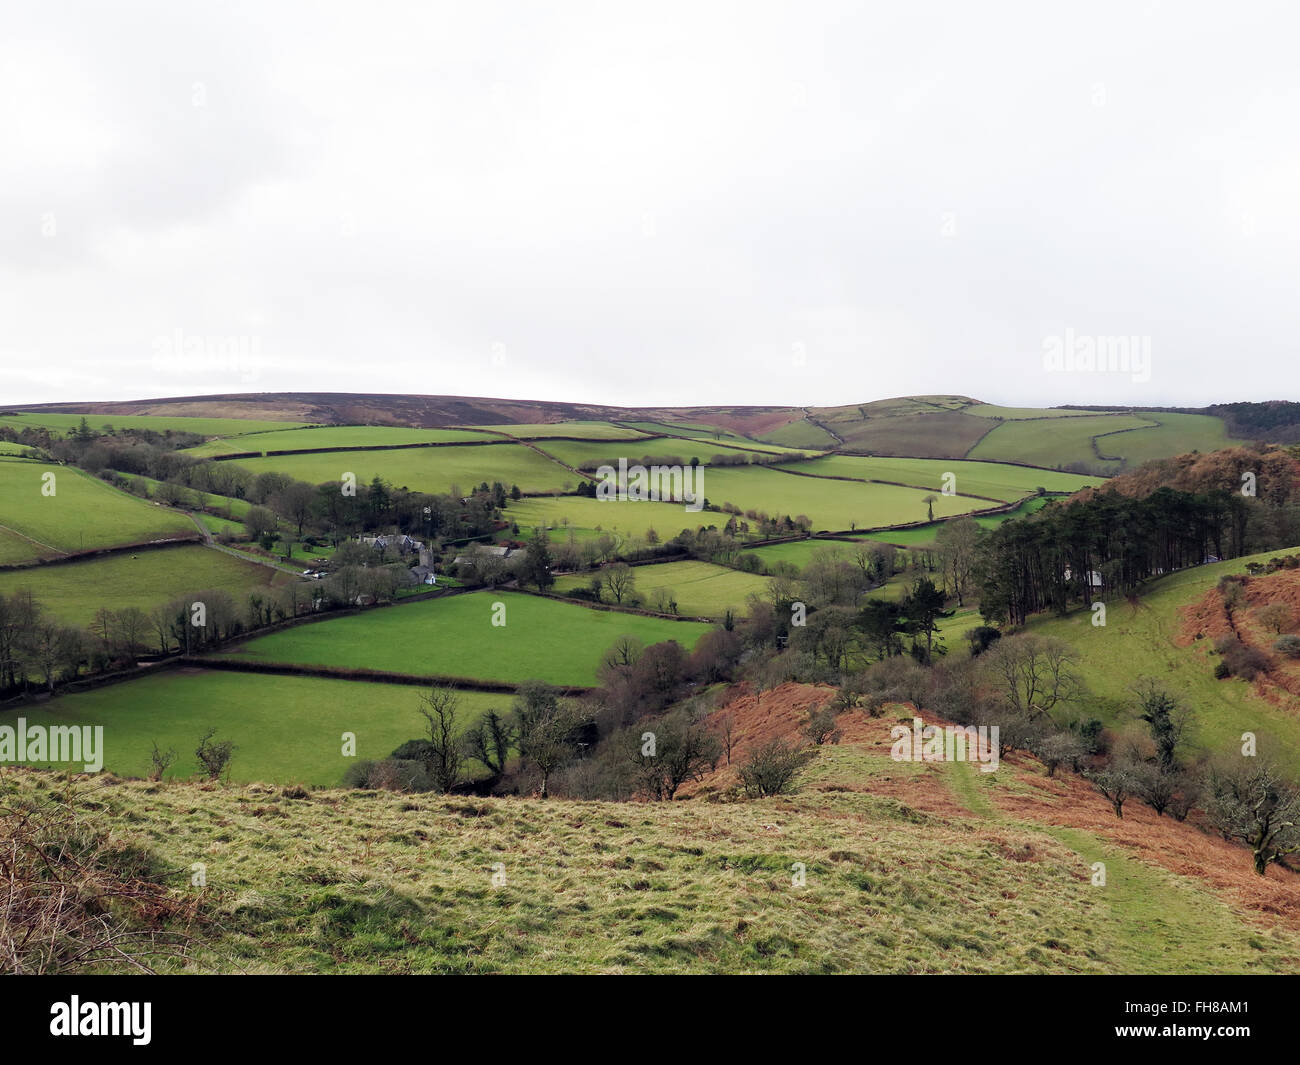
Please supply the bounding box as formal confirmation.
[7,677,1300,974]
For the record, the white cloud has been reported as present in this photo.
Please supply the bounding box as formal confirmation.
[3,0,1297,409]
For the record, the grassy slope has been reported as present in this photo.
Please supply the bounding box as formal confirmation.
[1028,549,1300,764]
[0,458,195,560]
[969,412,1240,474]
[8,718,1298,972]
[968,415,1153,471]
[774,456,1100,501]
[0,544,287,628]
[218,591,713,686]
[0,765,1113,973]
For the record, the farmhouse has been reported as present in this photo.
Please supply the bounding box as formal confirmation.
[453,545,515,566]
[361,534,424,554]
[1063,567,1103,589]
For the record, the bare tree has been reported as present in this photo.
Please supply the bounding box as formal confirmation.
[513,682,585,798]
[461,709,514,783]
[1088,762,1138,819]
[1205,759,1300,875]
[601,563,636,605]
[416,686,464,793]
[983,634,1082,721]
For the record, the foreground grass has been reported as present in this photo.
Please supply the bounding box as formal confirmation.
[12,727,1300,973]
[0,767,1110,974]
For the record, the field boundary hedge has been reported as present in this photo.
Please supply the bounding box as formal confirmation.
[190,656,592,695]
[206,437,513,460]
[0,534,205,572]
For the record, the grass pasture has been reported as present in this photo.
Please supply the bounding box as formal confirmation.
[967,413,1237,474]
[0,458,195,562]
[701,465,995,531]
[227,442,575,495]
[757,418,842,450]
[12,670,507,784]
[533,437,804,471]
[505,495,708,544]
[775,456,1100,501]
[183,425,497,457]
[554,560,769,619]
[1031,549,1300,765]
[471,421,656,440]
[0,544,288,629]
[217,590,713,686]
[0,412,305,436]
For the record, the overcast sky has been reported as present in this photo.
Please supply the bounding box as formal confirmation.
[3,1,1297,410]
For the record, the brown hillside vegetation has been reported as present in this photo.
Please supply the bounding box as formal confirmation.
[1070,445,1300,505]
[1179,566,1300,710]
[698,681,1300,933]
[10,392,809,433]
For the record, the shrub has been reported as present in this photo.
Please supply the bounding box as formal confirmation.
[342,758,432,792]
[801,705,842,746]
[738,740,810,798]
[1274,634,1300,658]
[194,728,236,781]
[1031,732,1087,777]
[1213,636,1270,680]
[965,626,1002,657]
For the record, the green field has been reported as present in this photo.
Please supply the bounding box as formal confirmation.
[227,443,576,495]
[860,496,1062,548]
[533,437,804,471]
[775,456,1100,502]
[1030,549,1300,765]
[757,419,841,449]
[1093,412,1240,467]
[0,458,196,562]
[968,412,1239,474]
[183,425,497,457]
[506,495,709,544]
[217,590,713,686]
[554,560,769,618]
[701,465,994,531]
[0,544,288,629]
[13,669,508,784]
[804,405,996,458]
[471,421,656,440]
[0,412,306,436]
[962,404,1117,419]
